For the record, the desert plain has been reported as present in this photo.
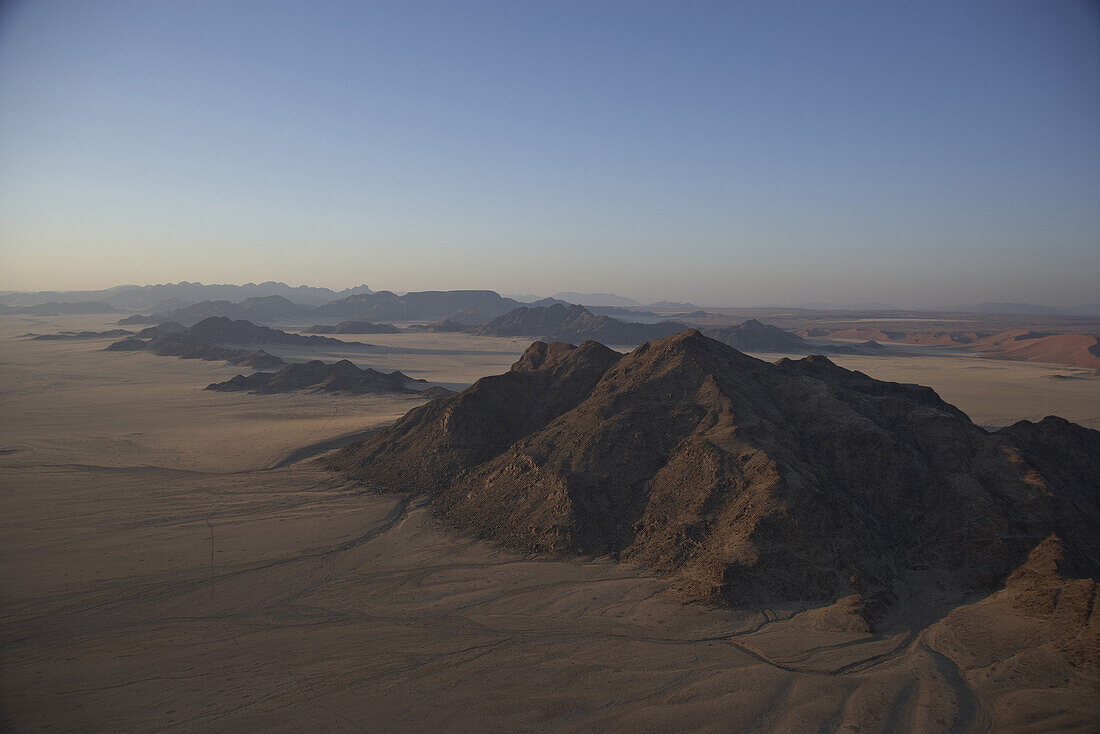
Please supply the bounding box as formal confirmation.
[1,313,1098,732]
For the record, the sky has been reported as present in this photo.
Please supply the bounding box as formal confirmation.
[0,0,1097,308]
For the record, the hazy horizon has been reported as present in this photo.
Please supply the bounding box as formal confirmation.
[2,1,1098,307]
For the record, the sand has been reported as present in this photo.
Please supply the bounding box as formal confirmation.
[1,314,1097,732]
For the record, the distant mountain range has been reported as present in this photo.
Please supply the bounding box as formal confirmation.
[0,281,372,310]
[6,282,1099,320]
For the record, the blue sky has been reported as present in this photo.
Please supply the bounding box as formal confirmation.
[1,0,1097,306]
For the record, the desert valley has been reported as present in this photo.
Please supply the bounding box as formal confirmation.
[0,286,1097,732]
[3,3,1098,730]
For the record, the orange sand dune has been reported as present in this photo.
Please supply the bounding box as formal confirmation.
[973,330,1100,369]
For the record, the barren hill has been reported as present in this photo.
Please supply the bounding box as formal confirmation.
[106,317,343,365]
[303,321,401,334]
[206,359,421,395]
[702,319,810,352]
[474,303,688,344]
[330,330,1099,629]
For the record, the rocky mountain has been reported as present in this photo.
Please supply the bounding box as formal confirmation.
[703,319,810,352]
[310,290,521,324]
[205,359,422,395]
[474,304,688,344]
[329,331,1099,629]
[303,321,401,334]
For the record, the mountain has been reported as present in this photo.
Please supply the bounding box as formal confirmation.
[329,331,1099,629]
[119,295,311,326]
[552,292,640,307]
[702,319,811,352]
[311,290,520,324]
[303,321,401,334]
[205,359,421,395]
[0,281,371,309]
[474,304,688,344]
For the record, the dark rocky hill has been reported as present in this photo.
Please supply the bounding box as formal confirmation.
[329,331,1099,629]
[303,321,401,334]
[31,329,134,340]
[702,319,810,352]
[474,304,687,344]
[205,359,421,395]
[105,317,344,365]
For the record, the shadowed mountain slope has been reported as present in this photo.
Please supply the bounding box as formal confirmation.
[474,303,688,344]
[329,330,1099,629]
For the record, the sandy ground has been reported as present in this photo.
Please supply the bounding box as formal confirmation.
[1,315,1097,732]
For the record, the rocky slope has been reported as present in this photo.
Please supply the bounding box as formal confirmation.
[474,304,687,344]
[329,330,1100,629]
